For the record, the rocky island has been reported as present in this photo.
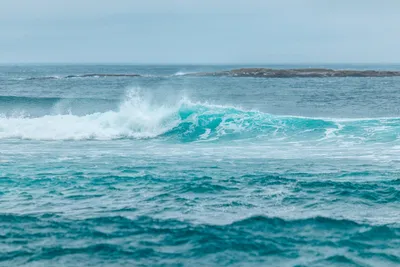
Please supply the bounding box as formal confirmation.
[188,68,400,78]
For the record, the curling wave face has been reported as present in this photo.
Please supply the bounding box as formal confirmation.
[1,89,400,142]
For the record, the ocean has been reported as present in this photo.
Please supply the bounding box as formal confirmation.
[0,64,400,266]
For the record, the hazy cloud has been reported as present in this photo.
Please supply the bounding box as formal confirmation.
[1,0,399,63]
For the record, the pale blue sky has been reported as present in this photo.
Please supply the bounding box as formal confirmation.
[1,0,399,63]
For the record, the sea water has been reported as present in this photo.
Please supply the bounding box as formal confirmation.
[0,64,400,266]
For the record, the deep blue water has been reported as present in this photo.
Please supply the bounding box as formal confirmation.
[1,64,400,266]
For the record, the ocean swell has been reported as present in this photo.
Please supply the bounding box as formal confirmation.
[1,214,399,266]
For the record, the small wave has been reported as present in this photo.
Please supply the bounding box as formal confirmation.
[0,95,63,103]
[64,73,141,79]
[1,213,397,234]
[19,73,142,81]
[1,88,400,141]
[0,95,117,118]
[25,76,62,81]
[173,71,189,76]
[0,95,116,107]
[0,213,399,266]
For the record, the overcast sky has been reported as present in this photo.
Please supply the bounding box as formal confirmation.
[1,0,399,63]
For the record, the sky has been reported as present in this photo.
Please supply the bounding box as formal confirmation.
[1,0,400,64]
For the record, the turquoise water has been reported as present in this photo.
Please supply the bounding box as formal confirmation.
[1,65,400,266]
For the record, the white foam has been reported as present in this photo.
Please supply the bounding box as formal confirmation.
[0,88,181,140]
[199,128,211,140]
[173,71,187,76]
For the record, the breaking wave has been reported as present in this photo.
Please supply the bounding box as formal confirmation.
[1,89,400,141]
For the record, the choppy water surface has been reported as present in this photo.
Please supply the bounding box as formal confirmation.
[1,64,400,266]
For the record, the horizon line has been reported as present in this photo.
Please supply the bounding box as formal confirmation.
[2,62,400,66]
